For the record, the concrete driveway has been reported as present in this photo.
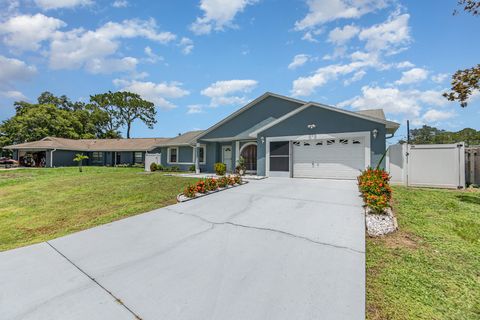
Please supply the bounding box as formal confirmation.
[0,178,365,320]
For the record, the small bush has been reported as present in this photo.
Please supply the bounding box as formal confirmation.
[227,175,236,186]
[195,180,207,193]
[184,185,197,198]
[218,176,229,188]
[358,168,392,214]
[189,164,196,172]
[205,178,218,191]
[150,163,157,172]
[233,175,242,184]
[171,165,180,172]
[214,162,226,176]
[156,164,164,171]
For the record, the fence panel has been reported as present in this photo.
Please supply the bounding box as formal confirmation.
[145,153,161,171]
[466,147,480,185]
[407,143,465,189]
[387,143,465,189]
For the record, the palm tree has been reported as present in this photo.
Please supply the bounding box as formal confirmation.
[73,154,89,172]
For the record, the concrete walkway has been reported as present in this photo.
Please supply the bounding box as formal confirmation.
[0,178,365,320]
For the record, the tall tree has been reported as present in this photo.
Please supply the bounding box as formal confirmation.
[89,91,156,138]
[407,125,480,145]
[444,1,480,107]
[0,92,120,150]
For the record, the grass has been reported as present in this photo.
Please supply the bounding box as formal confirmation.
[367,186,480,320]
[0,167,197,251]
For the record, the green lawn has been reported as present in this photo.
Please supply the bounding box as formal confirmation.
[367,186,480,320]
[0,167,196,251]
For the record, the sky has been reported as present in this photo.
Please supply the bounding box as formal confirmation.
[0,0,479,142]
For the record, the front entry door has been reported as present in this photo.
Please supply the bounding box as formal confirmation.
[222,146,232,172]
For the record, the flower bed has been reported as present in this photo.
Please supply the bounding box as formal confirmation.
[177,175,247,202]
[358,168,397,236]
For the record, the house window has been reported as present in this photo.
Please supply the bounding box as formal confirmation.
[134,152,143,164]
[326,139,335,145]
[168,147,178,163]
[198,146,206,164]
[339,139,349,145]
[91,152,103,164]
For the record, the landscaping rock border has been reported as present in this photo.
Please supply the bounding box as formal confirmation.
[176,181,249,203]
[365,207,398,237]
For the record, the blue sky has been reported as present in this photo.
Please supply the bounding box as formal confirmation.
[0,0,479,142]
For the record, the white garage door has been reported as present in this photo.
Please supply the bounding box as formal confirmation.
[293,137,365,179]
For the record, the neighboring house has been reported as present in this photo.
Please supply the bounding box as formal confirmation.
[4,92,400,179]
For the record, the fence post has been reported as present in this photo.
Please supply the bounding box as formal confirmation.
[469,149,475,185]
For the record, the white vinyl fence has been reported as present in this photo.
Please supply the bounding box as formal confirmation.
[387,143,465,189]
[145,153,161,172]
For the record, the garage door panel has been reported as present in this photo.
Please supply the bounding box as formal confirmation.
[293,138,365,180]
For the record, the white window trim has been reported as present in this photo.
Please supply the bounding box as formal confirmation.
[167,147,179,164]
[265,131,371,178]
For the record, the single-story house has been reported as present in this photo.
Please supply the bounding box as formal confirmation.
[4,92,400,179]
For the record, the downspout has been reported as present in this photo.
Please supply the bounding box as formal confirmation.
[50,149,57,168]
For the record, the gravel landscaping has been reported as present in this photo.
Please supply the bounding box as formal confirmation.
[365,207,397,237]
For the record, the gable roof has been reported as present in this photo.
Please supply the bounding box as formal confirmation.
[248,102,400,137]
[194,92,306,140]
[4,131,205,151]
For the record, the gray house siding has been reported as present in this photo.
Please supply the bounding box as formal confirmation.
[200,96,303,140]
[51,150,78,167]
[256,106,386,175]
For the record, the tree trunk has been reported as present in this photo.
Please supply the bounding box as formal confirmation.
[126,122,131,138]
[79,161,83,172]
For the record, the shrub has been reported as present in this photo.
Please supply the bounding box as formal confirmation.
[227,175,236,186]
[189,164,196,172]
[150,162,157,172]
[195,180,207,193]
[184,184,197,198]
[205,178,218,191]
[156,164,164,171]
[218,176,229,188]
[233,175,242,184]
[358,168,392,214]
[214,162,226,176]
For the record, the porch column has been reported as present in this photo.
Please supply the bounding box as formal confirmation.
[195,142,200,174]
[235,141,240,165]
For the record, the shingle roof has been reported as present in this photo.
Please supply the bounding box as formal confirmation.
[354,109,386,121]
[3,131,204,151]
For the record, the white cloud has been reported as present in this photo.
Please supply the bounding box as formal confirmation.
[49,18,175,73]
[34,0,92,10]
[395,67,429,85]
[327,24,359,45]
[288,54,310,70]
[344,70,366,85]
[179,37,194,55]
[358,11,411,54]
[113,79,190,109]
[0,55,37,84]
[144,46,163,63]
[201,79,258,106]
[422,109,456,123]
[295,0,387,30]
[291,53,383,96]
[190,0,258,35]
[431,73,449,84]
[301,28,324,42]
[187,104,204,114]
[338,86,452,119]
[395,61,415,69]
[112,0,128,8]
[0,13,66,51]
[0,90,27,100]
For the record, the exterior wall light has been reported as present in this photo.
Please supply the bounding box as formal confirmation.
[261,136,265,144]
[307,124,316,129]
[372,129,378,139]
